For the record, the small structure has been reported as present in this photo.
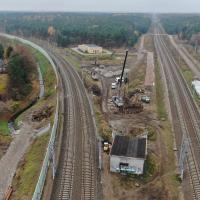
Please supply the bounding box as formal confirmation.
[78,44,103,54]
[192,80,200,98]
[110,135,147,175]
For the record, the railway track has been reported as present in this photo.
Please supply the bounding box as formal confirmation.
[154,25,200,200]
[49,52,98,200]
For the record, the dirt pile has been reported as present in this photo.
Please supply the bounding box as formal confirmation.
[32,105,53,122]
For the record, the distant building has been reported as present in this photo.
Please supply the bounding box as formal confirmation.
[78,44,103,54]
[110,135,147,175]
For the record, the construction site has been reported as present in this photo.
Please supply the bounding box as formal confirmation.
[1,10,200,200]
[76,34,173,199]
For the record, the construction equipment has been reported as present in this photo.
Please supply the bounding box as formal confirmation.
[128,88,144,98]
[103,141,111,153]
[111,82,117,89]
[123,95,143,114]
[32,105,53,122]
[141,95,151,103]
[115,76,124,84]
[119,50,129,88]
[112,50,129,109]
[103,142,109,152]
[112,96,124,107]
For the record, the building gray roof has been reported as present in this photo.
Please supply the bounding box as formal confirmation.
[110,135,147,159]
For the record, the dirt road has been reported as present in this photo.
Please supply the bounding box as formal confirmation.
[0,123,33,199]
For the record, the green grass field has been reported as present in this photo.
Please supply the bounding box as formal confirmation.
[11,133,49,200]
[155,61,167,120]
[0,121,10,136]
[34,51,56,98]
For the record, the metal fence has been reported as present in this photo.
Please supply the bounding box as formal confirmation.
[0,33,59,200]
[32,97,58,200]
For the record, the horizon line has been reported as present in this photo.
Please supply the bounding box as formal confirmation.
[0,10,199,14]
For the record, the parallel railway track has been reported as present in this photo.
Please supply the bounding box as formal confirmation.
[154,25,200,200]
[49,52,98,200]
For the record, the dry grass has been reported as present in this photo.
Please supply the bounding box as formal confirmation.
[93,97,112,140]
[144,35,154,52]
[128,58,146,91]
[0,74,8,94]
[155,60,168,120]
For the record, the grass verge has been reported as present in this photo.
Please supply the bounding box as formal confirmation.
[0,121,10,136]
[155,60,167,120]
[11,133,50,200]
[128,59,146,91]
[64,50,81,71]
[34,51,56,98]
[93,97,112,140]
[155,55,180,198]
[10,44,57,199]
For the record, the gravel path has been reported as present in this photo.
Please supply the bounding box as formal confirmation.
[0,123,33,199]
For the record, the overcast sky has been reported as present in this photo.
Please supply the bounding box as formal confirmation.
[0,0,200,13]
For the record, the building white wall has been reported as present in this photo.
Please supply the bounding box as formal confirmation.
[192,80,200,98]
[110,155,145,174]
[78,44,102,54]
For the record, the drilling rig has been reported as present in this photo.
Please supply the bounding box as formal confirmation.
[112,50,128,108]
[113,50,143,113]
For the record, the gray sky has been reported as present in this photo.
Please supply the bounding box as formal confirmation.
[0,0,200,13]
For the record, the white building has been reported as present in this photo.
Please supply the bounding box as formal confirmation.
[78,44,103,54]
[110,135,147,175]
[192,80,200,98]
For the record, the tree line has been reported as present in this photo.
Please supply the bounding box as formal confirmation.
[160,14,200,45]
[0,12,151,47]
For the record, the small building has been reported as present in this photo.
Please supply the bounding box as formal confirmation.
[110,135,147,175]
[78,44,103,54]
[192,80,200,98]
